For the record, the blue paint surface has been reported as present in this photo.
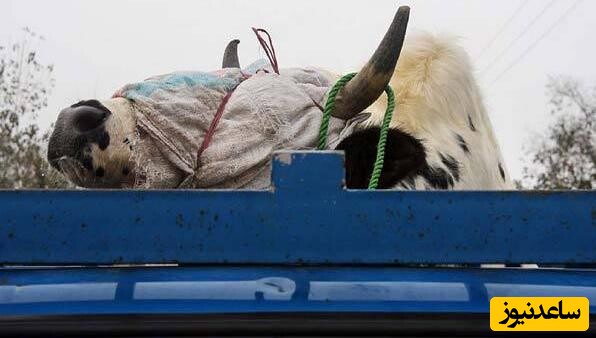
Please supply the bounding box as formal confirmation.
[0,151,594,318]
[0,151,594,265]
[1,266,594,316]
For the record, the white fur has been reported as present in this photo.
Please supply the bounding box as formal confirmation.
[90,98,137,187]
[367,33,513,189]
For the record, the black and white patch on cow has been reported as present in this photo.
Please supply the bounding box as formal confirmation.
[48,97,137,188]
[336,127,426,189]
[339,33,513,190]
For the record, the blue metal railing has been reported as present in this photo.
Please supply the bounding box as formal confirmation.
[0,151,594,265]
[0,151,594,325]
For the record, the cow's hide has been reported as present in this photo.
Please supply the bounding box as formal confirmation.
[364,33,513,190]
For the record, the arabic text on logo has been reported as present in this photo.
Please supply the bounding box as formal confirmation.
[490,297,589,331]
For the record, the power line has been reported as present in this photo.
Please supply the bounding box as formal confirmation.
[476,0,530,60]
[480,0,558,75]
[488,0,584,86]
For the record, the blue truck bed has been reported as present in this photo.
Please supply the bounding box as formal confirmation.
[0,151,594,336]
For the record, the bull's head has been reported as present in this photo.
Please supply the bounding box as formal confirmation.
[47,6,410,189]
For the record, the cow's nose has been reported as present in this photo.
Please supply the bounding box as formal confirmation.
[47,100,112,170]
[70,105,109,132]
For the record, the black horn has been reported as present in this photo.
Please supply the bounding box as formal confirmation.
[331,6,410,119]
[222,39,241,68]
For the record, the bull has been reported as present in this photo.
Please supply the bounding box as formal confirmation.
[47,6,513,190]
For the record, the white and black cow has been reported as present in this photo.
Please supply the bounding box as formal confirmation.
[47,6,513,190]
[343,32,512,190]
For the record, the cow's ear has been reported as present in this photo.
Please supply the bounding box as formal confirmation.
[335,127,427,189]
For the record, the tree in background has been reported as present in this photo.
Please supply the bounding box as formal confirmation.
[520,76,595,190]
[0,28,70,188]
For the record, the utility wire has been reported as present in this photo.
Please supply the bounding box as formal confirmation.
[476,0,530,60]
[488,0,584,87]
[480,0,558,75]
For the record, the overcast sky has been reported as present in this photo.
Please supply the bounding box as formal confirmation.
[3,0,595,180]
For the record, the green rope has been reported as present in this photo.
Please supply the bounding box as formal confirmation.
[317,73,357,150]
[318,72,395,190]
[368,85,395,190]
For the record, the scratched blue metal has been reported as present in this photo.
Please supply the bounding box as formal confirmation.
[1,266,595,316]
[0,151,594,265]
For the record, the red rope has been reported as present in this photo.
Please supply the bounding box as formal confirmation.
[196,27,324,172]
[196,84,238,160]
[198,27,280,165]
[251,28,280,75]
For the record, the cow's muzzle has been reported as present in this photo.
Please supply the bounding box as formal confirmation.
[47,99,112,175]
